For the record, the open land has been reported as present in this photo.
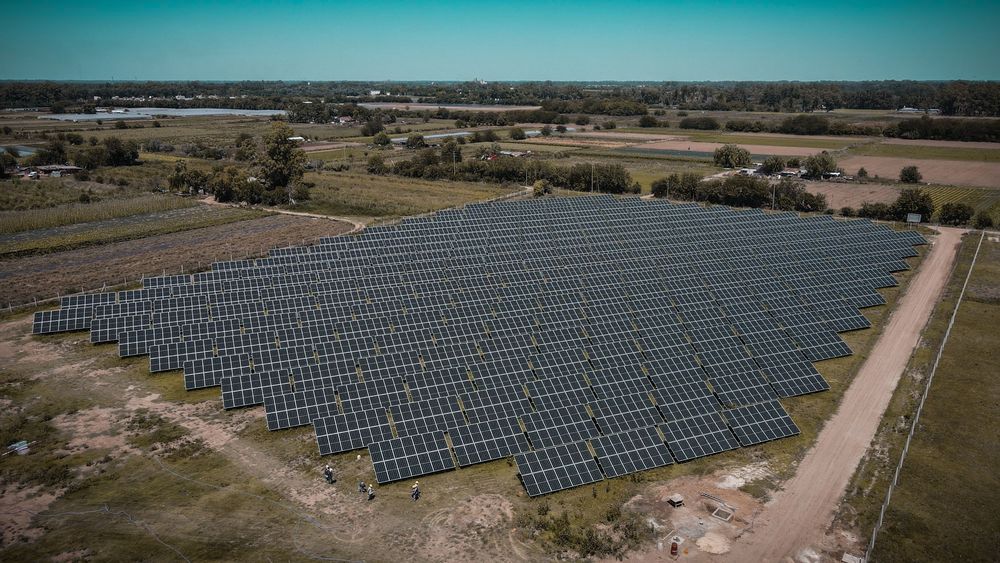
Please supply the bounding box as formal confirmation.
[1,106,998,561]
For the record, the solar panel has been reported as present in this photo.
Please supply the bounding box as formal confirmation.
[660,412,740,462]
[591,426,674,478]
[450,416,530,467]
[515,441,604,497]
[314,408,393,455]
[369,432,455,484]
[724,400,800,446]
[28,195,927,497]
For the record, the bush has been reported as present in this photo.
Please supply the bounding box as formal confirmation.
[779,114,830,135]
[858,201,892,220]
[713,144,751,168]
[803,151,837,179]
[679,116,720,130]
[938,202,974,225]
[890,188,934,221]
[372,131,391,146]
[366,154,387,175]
[899,165,923,183]
[509,127,526,140]
[651,172,701,199]
[857,167,869,179]
[759,156,785,175]
[840,206,855,217]
[603,121,616,129]
[638,115,659,128]
[574,115,590,125]
[405,134,426,149]
[972,211,994,229]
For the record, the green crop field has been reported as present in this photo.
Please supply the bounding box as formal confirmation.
[0,194,197,234]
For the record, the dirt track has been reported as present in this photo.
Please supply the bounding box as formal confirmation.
[721,227,966,562]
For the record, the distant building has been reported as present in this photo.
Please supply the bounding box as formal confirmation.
[287,136,305,142]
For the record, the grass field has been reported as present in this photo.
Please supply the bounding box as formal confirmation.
[834,232,999,562]
[0,194,197,234]
[298,171,515,217]
[0,205,266,258]
[849,142,1000,162]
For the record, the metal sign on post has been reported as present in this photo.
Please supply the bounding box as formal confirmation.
[906,213,921,224]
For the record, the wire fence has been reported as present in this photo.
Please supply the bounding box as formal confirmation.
[865,230,986,560]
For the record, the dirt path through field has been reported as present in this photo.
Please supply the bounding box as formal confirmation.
[720,226,966,562]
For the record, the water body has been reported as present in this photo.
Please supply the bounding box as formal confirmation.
[1,145,38,156]
[39,108,286,122]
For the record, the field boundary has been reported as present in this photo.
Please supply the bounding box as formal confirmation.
[865,230,986,559]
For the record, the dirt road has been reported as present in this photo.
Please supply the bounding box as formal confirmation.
[722,227,966,562]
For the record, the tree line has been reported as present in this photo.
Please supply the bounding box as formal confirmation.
[369,141,639,194]
[652,174,828,212]
[5,80,1000,117]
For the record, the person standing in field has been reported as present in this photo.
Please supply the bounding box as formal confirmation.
[322,464,335,484]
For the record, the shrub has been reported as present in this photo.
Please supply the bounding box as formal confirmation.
[679,116,720,130]
[840,206,855,217]
[972,211,994,229]
[713,144,751,168]
[759,156,785,175]
[803,151,837,179]
[937,202,974,225]
[638,115,658,128]
[899,165,922,183]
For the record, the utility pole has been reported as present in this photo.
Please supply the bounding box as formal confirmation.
[591,162,595,193]
[771,183,776,210]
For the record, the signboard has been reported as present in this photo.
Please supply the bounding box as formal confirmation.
[905,213,921,223]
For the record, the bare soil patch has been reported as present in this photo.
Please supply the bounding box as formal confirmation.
[0,484,62,545]
[0,215,353,306]
[642,139,823,157]
[839,155,1000,188]
[805,182,900,209]
[359,102,542,112]
[522,137,631,149]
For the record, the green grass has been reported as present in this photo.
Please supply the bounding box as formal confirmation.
[849,142,1000,162]
[297,171,514,217]
[0,194,197,234]
[863,233,999,562]
[0,205,267,258]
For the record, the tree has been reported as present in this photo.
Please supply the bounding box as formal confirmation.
[679,116,720,130]
[713,144,751,168]
[857,167,869,179]
[509,127,526,140]
[0,152,15,179]
[840,206,855,217]
[255,121,306,203]
[759,156,785,175]
[891,188,934,221]
[858,201,892,220]
[234,133,257,161]
[603,121,616,129]
[533,179,552,197]
[102,137,139,166]
[803,151,837,178]
[899,165,923,183]
[366,154,388,175]
[638,115,658,128]
[361,119,384,136]
[574,115,590,125]
[938,202,974,225]
[207,166,248,203]
[651,172,701,200]
[555,125,567,134]
[972,210,994,229]
[439,139,462,165]
[405,134,426,149]
[372,131,391,147]
[540,125,552,137]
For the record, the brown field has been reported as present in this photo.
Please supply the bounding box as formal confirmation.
[358,102,541,112]
[838,155,1000,188]
[0,215,352,306]
[805,182,901,209]
[641,139,822,157]
[882,138,1000,149]
[521,136,630,149]
[301,141,365,152]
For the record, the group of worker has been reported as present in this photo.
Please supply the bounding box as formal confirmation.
[322,464,419,502]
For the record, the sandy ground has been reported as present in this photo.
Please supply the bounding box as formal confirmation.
[640,140,823,157]
[720,227,966,563]
[838,155,1000,188]
[0,215,353,306]
[882,138,1000,150]
[805,182,901,209]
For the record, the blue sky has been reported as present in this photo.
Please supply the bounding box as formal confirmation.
[2,0,998,81]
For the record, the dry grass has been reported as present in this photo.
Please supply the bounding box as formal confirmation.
[0,195,197,234]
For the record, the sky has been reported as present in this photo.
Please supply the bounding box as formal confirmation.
[2,0,999,81]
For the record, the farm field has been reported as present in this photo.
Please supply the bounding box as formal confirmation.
[848,142,1000,162]
[838,155,1000,188]
[299,171,516,217]
[0,205,266,259]
[0,214,350,306]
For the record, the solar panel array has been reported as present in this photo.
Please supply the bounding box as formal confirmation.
[32,195,926,496]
